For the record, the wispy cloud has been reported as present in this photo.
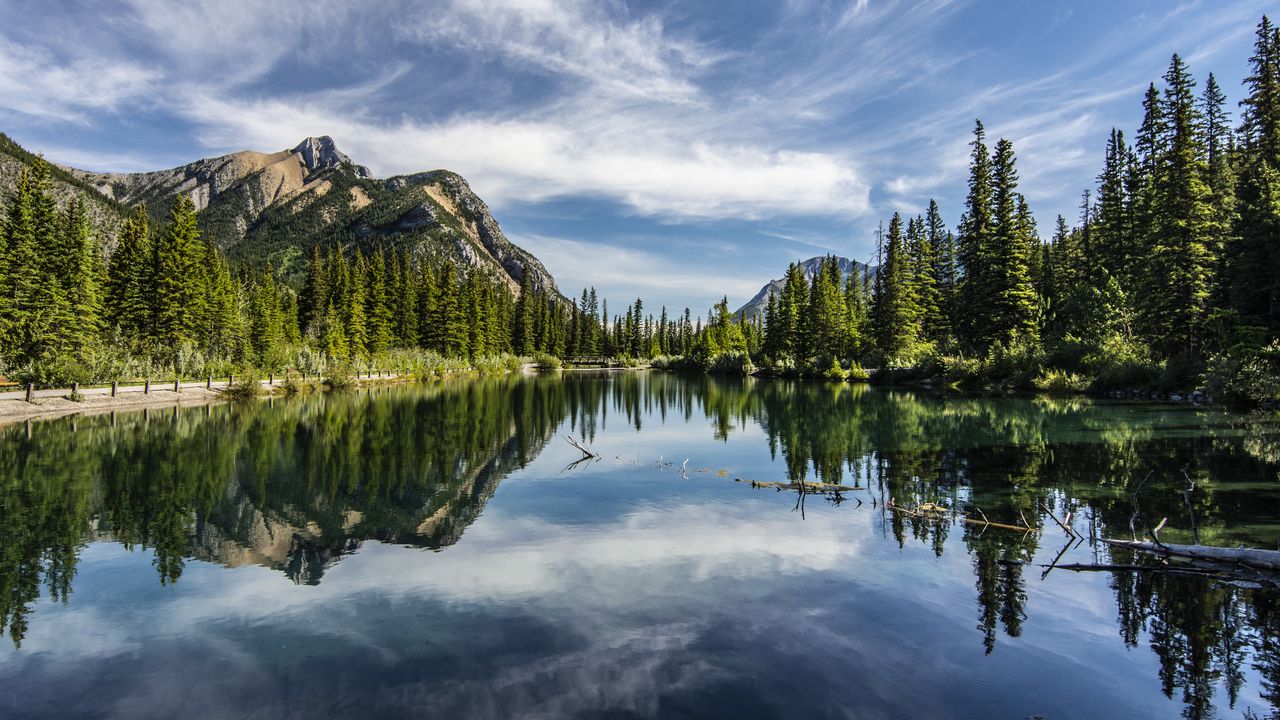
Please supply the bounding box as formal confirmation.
[0,0,1268,311]
[0,40,159,123]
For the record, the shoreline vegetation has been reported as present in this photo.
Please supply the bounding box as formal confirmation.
[1,16,1278,412]
[0,352,537,426]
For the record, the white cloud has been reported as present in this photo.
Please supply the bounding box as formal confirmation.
[0,40,159,123]
[511,234,765,306]
[402,0,718,105]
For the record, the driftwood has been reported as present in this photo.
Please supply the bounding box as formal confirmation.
[887,499,1037,534]
[563,435,598,458]
[741,479,860,493]
[1102,539,1280,572]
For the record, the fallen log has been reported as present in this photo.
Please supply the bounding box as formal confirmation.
[1102,539,1280,572]
[741,479,860,493]
[888,499,1036,534]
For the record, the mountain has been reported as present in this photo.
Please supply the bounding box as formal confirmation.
[1,132,557,296]
[735,256,875,321]
[0,133,126,237]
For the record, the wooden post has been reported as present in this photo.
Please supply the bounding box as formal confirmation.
[206,376,212,390]
[144,379,150,395]
[174,379,180,393]
[25,383,33,402]
[111,380,118,397]
[71,382,79,396]
[269,373,274,385]
[229,373,234,386]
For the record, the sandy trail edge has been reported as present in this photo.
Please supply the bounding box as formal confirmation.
[0,387,227,427]
[0,376,418,428]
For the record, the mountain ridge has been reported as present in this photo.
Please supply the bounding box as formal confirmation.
[0,133,559,297]
[735,255,875,321]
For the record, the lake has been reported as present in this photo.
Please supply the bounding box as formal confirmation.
[2,372,1279,719]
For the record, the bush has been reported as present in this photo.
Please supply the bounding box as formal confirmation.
[651,355,705,372]
[1083,333,1160,391]
[822,357,848,382]
[323,366,357,391]
[532,352,562,371]
[1201,341,1280,407]
[706,351,754,375]
[847,361,871,383]
[280,370,317,395]
[220,371,263,400]
[1033,369,1090,394]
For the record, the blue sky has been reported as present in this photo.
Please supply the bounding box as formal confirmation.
[0,0,1268,314]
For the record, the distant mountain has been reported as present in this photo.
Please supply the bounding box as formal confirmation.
[735,256,875,321]
[0,133,127,237]
[68,135,558,295]
[0,132,558,296]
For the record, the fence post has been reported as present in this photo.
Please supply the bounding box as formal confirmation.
[207,376,212,390]
[144,379,150,395]
[269,373,274,385]
[174,379,180,393]
[111,380,118,397]
[229,373,234,386]
[25,383,34,402]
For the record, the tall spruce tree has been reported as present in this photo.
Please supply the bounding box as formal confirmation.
[987,138,1039,346]
[150,194,206,362]
[1140,54,1217,356]
[105,206,153,345]
[957,120,994,350]
[1230,16,1280,338]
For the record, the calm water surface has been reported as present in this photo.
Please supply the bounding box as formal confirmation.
[2,373,1280,719]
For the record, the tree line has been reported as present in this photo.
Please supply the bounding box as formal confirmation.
[735,16,1280,399]
[0,157,715,382]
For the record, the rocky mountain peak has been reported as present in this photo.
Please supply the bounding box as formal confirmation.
[290,136,371,178]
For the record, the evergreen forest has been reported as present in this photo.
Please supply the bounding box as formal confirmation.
[0,16,1278,406]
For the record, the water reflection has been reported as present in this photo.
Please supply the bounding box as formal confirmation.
[1,373,1278,719]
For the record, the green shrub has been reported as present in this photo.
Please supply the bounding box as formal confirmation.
[220,372,263,400]
[1033,369,1090,394]
[822,357,848,382]
[323,367,357,391]
[1201,341,1280,407]
[847,361,871,383]
[706,351,754,375]
[1084,333,1160,391]
[650,355,703,372]
[532,352,562,371]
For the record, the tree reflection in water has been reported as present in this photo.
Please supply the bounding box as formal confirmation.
[1,373,1277,719]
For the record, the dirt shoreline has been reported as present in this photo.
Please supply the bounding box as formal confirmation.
[0,376,422,428]
[0,387,229,427]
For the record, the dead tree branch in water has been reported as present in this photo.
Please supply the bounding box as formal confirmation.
[564,435,598,458]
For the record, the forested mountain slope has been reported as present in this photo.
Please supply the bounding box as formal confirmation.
[63,135,557,295]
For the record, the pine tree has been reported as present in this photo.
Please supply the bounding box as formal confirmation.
[150,194,206,362]
[1095,129,1133,280]
[957,120,994,350]
[248,264,282,365]
[299,245,328,338]
[1140,54,1217,355]
[987,138,1039,346]
[105,206,153,345]
[1230,16,1280,338]
[63,199,104,352]
[924,200,954,345]
[872,213,920,363]
[365,252,393,355]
